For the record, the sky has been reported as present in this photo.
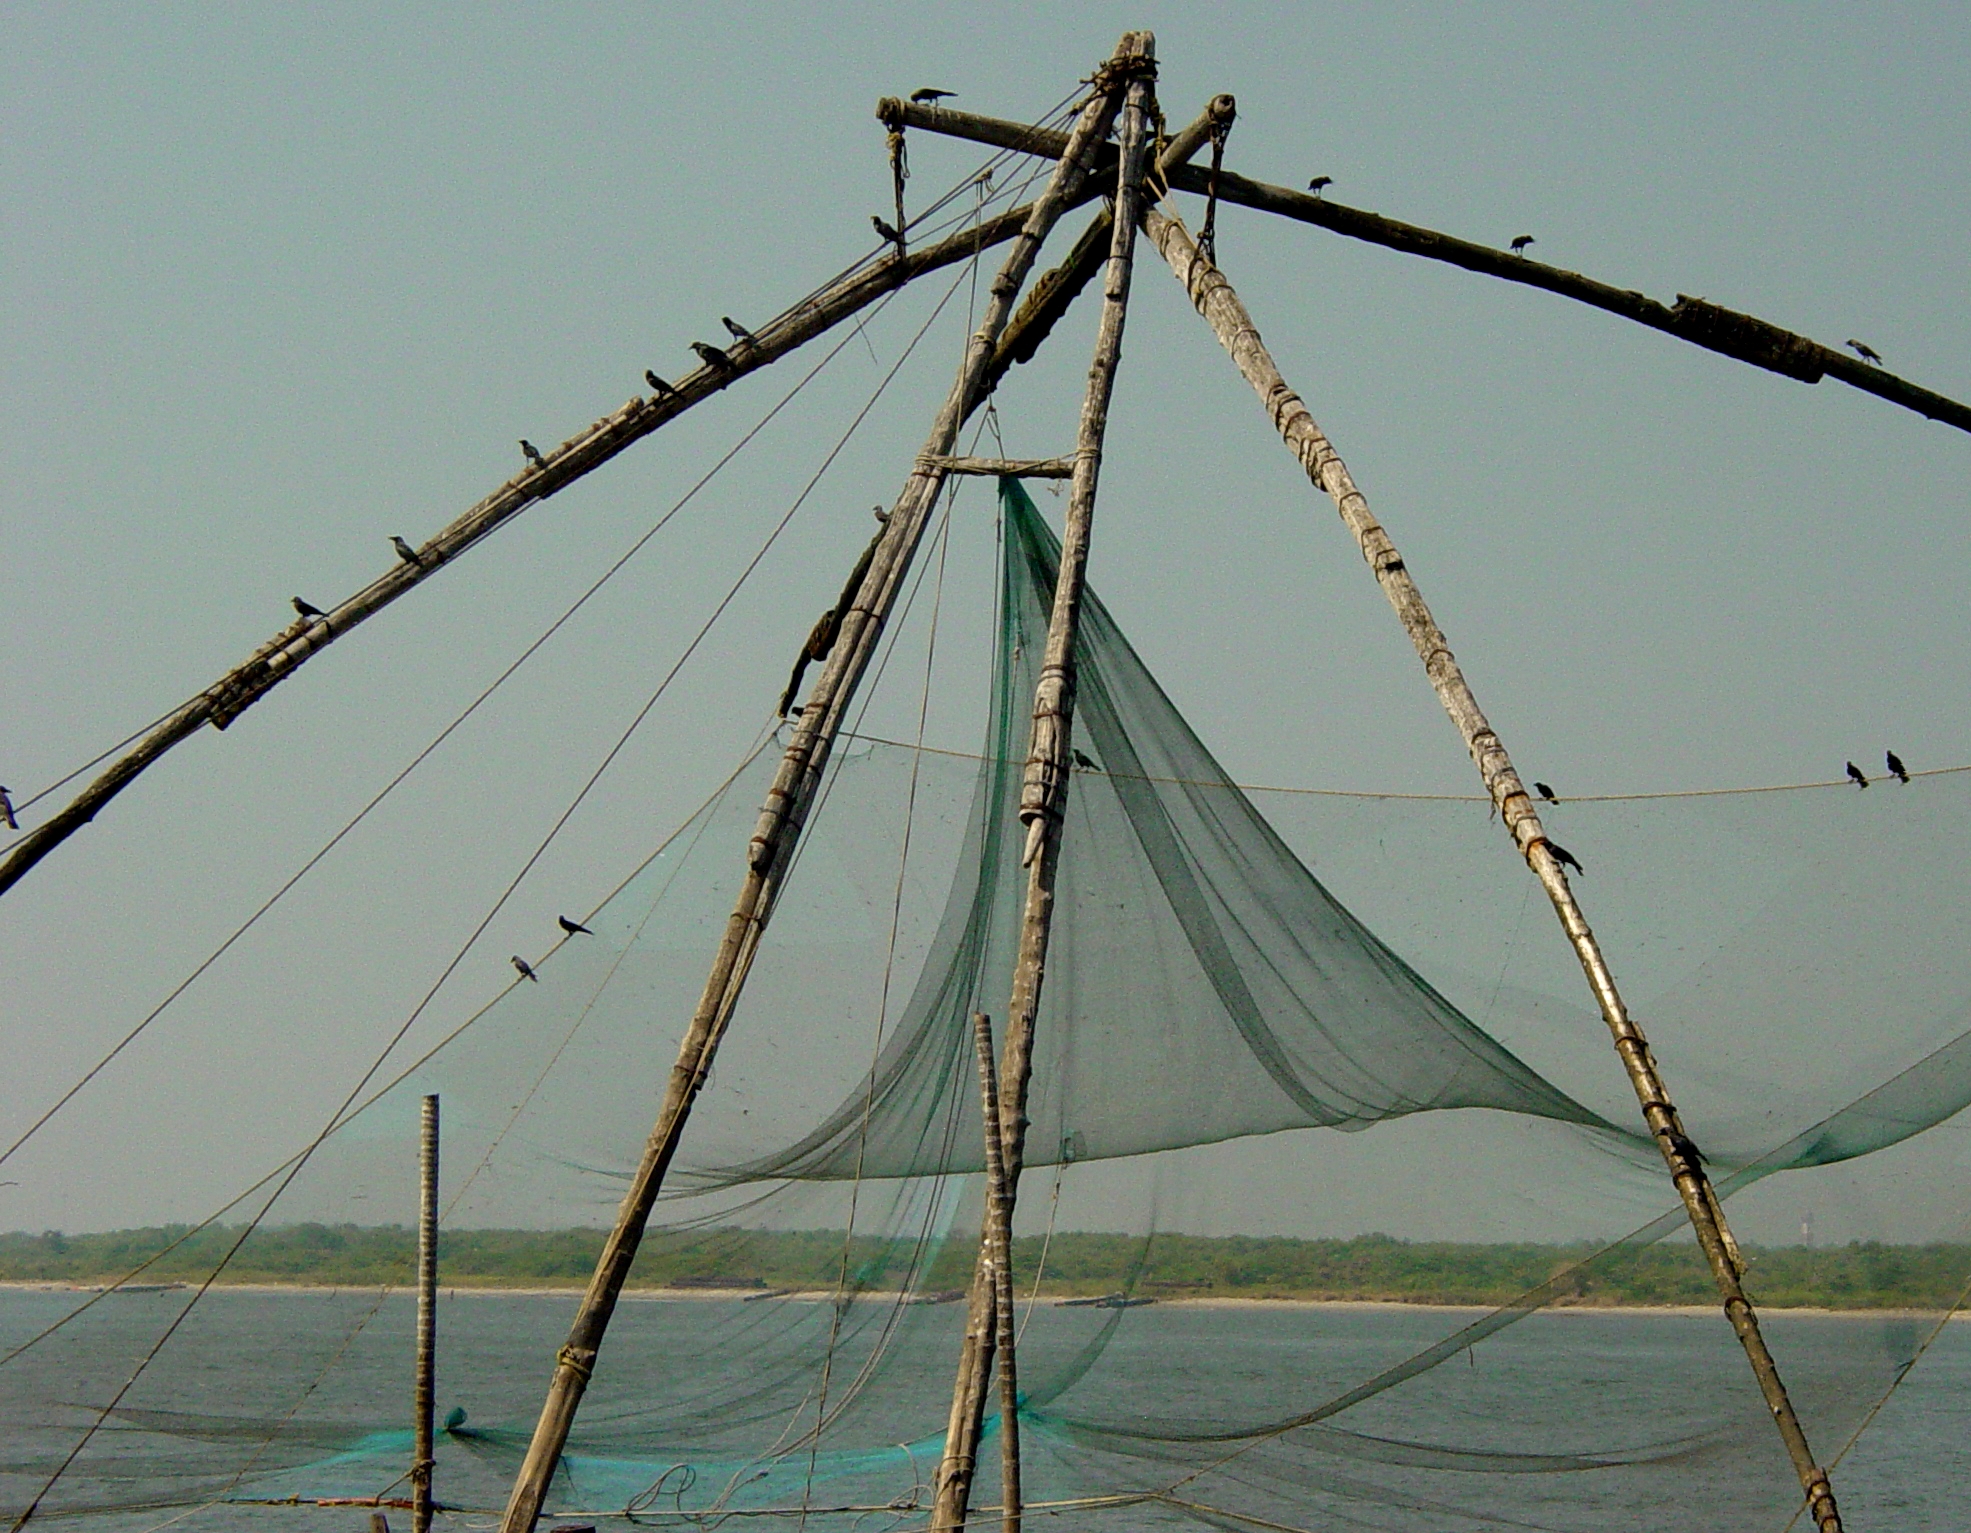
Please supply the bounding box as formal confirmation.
[2,3,1969,1240]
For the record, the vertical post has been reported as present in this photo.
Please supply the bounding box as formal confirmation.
[970,1014,1021,1533]
[494,37,1145,1533]
[1141,202,1843,1533]
[412,1094,439,1533]
[930,33,1158,1533]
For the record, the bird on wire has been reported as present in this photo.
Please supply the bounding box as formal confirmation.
[390,535,424,569]
[558,914,594,936]
[721,316,759,346]
[1534,781,1558,804]
[520,439,548,470]
[1845,339,1883,366]
[511,955,539,983]
[0,786,16,832]
[1887,749,1910,784]
[1544,839,1585,876]
[1846,761,1869,789]
[1510,234,1536,255]
[1072,749,1100,771]
[691,340,734,370]
[872,214,905,246]
[292,597,327,623]
[910,88,955,104]
[644,370,677,399]
[1306,175,1333,197]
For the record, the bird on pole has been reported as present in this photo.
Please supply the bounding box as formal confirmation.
[1544,839,1585,875]
[1845,339,1883,365]
[1534,781,1558,803]
[691,340,733,370]
[721,316,759,346]
[1306,175,1333,197]
[0,787,16,832]
[390,536,424,569]
[1510,234,1536,255]
[644,370,677,399]
[871,214,905,247]
[558,915,594,936]
[511,955,539,983]
[292,597,327,623]
[520,439,548,471]
[910,88,954,104]
[1846,761,1869,789]
[1887,749,1910,784]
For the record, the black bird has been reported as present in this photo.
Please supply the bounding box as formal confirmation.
[390,535,423,568]
[511,955,539,983]
[644,370,677,398]
[910,88,955,104]
[1663,1129,1707,1170]
[292,596,327,622]
[872,215,905,245]
[1306,175,1333,197]
[691,340,733,370]
[558,914,594,936]
[1887,749,1910,784]
[1846,761,1869,789]
[0,786,16,832]
[1544,839,1584,876]
[1534,781,1558,804]
[721,316,758,346]
[520,439,548,470]
[1845,339,1883,366]
[1510,234,1536,255]
[1072,749,1100,771]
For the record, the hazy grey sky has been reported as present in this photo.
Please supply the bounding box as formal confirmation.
[4,4,1968,1239]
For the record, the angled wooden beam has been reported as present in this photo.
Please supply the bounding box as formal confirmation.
[926,455,1073,477]
[890,99,1971,437]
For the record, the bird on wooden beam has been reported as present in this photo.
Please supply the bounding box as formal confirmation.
[1543,839,1584,876]
[1509,234,1536,255]
[1887,749,1910,784]
[558,914,593,936]
[721,316,759,346]
[1663,1129,1707,1171]
[520,439,548,471]
[691,340,733,370]
[1844,339,1883,365]
[644,370,677,399]
[1846,761,1869,789]
[0,786,16,832]
[910,88,955,104]
[872,215,905,247]
[511,955,539,983]
[1534,781,1558,804]
[292,597,327,623]
[390,535,424,569]
[1305,175,1333,197]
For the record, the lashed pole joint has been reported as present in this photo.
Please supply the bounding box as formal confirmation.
[1142,203,1843,1533]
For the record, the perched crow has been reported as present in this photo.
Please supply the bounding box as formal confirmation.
[1072,749,1100,771]
[721,316,758,346]
[0,786,16,832]
[1663,1129,1707,1170]
[511,955,539,983]
[910,88,955,104]
[1305,175,1333,196]
[1544,839,1584,876]
[1887,749,1910,784]
[1510,234,1536,255]
[1534,781,1558,804]
[558,914,594,936]
[1846,761,1869,789]
[292,597,327,622]
[520,439,548,470]
[390,535,423,568]
[644,370,677,398]
[691,340,733,370]
[872,215,905,245]
[1845,339,1883,366]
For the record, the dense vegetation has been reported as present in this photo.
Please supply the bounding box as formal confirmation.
[4,1226,1965,1310]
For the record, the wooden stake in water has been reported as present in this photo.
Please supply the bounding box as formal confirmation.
[412,1094,439,1533]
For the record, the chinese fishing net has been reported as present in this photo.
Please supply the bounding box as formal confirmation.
[7,479,1971,1531]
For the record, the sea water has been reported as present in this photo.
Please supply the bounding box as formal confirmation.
[2,1288,1964,1531]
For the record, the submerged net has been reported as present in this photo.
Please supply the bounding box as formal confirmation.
[7,480,1971,1532]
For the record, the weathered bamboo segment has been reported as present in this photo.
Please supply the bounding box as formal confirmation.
[412,1095,439,1533]
[930,36,1157,1533]
[1141,203,1845,1533]
[928,456,1074,478]
[493,38,1146,1533]
[970,1013,1021,1533]
[895,100,1971,437]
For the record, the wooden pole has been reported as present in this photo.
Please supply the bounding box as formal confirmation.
[926,457,1074,478]
[492,38,1146,1533]
[970,1014,1021,1533]
[412,1094,439,1533]
[929,34,1158,1533]
[1140,201,1845,1533]
[893,100,1971,438]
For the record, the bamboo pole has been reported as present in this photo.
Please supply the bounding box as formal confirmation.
[929,36,1157,1533]
[892,100,1971,438]
[1140,201,1845,1533]
[491,39,1146,1533]
[970,1014,1021,1533]
[412,1094,439,1533]
[926,457,1074,478]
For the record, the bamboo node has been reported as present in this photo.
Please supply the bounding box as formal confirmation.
[555,1345,596,1382]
